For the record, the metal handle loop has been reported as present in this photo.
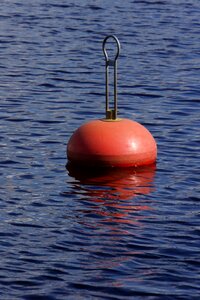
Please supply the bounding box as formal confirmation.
[102,35,120,66]
[102,35,121,120]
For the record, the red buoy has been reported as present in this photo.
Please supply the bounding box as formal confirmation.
[67,118,156,167]
[67,36,157,168]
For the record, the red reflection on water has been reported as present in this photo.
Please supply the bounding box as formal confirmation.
[66,164,157,285]
[67,164,156,226]
[67,163,155,196]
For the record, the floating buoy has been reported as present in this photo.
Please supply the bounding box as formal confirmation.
[67,35,157,168]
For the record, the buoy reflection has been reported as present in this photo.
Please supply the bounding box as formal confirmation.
[67,164,156,226]
[67,163,155,197]
[65,164,157,286]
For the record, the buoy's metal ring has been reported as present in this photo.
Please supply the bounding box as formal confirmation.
[102,35,120,65]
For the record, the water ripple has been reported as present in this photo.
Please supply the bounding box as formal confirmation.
[0,0,200,299]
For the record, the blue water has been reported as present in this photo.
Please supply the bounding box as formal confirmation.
[0,0,200,299]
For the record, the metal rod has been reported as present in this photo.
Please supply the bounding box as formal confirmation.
[106,60,109,113]
[102,35,120,120]
[114,60,117,119]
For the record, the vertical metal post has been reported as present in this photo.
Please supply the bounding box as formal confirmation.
[102,35,120,120]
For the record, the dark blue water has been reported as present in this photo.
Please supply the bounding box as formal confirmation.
[0,0,200,299]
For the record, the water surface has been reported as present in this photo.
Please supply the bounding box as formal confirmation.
[0,0,200,299]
